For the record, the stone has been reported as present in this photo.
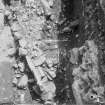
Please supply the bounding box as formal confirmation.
[0,26,15,62]
[19,39,27,48]
[38,66,45,78]
[48,0,54,7]
[19,48,28,56]
[26,56,43,85]
[13,63,18,69]
[18,62,25,72]
[13,32,23,40]
[72,67,81,77]
[41,0,50,9]
[7,48,16,56]
[70,48,79,64]
[45,49,59,65]
[11,22,21,32]
[47,69,56,79]
[0,61,14,101]
[80,63,88,71]
[32,54,46,67]
[82,89,97,102]
[79,46,87,55]
[100,0,105,13]
[17,74,28,88]
[14,69,22,75]
[15,73,22,78]
[46,59,53,67]
[0,0,5,11]
[4,9,11,16]
[93,86,104,95]
[12,77,18,85]
[0,13,4,30]
[72,80,84,105]
[40,0,52,15]
[40,79,56,104]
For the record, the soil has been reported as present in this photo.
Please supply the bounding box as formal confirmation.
[57,0,105,104]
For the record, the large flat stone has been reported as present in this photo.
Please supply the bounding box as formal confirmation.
[0,61,14,102]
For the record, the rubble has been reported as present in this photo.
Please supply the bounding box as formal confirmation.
[0,0,60,104]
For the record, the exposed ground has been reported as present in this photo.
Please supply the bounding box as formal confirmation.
[0,0,105,105]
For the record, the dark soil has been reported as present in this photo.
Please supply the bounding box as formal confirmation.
[56,0,105,104]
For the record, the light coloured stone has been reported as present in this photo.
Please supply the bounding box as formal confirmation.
[48,0,54,7]
[40,0,50,9]
[11,22,21,32]
[46,59,53,67]
[32,54,46,66]
[19,39,27,48]
[7,48,16,56]
[12,77,18,85]
[47,69,56,79]
[19,48,28,56]
[0,13,4,30]
[40,0,52,15]
[37,67,45,78]
[18,62,25,72]
[4,9,11,16]
[0,0,5,11]
[13,63,18,69]
[26,56,42,85]
[18,74,28,88]
[70,48,79,64]
[15,73,22,78]
[14,32,23,40]
[100,0,105,13]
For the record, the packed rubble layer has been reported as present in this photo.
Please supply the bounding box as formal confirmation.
[6,0,60,105]
[70,40,105,105]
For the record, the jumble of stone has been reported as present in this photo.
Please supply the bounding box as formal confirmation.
[70,40,105,105]
[7,0,59,105]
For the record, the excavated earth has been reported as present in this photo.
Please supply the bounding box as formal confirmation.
[0,0,105,105]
